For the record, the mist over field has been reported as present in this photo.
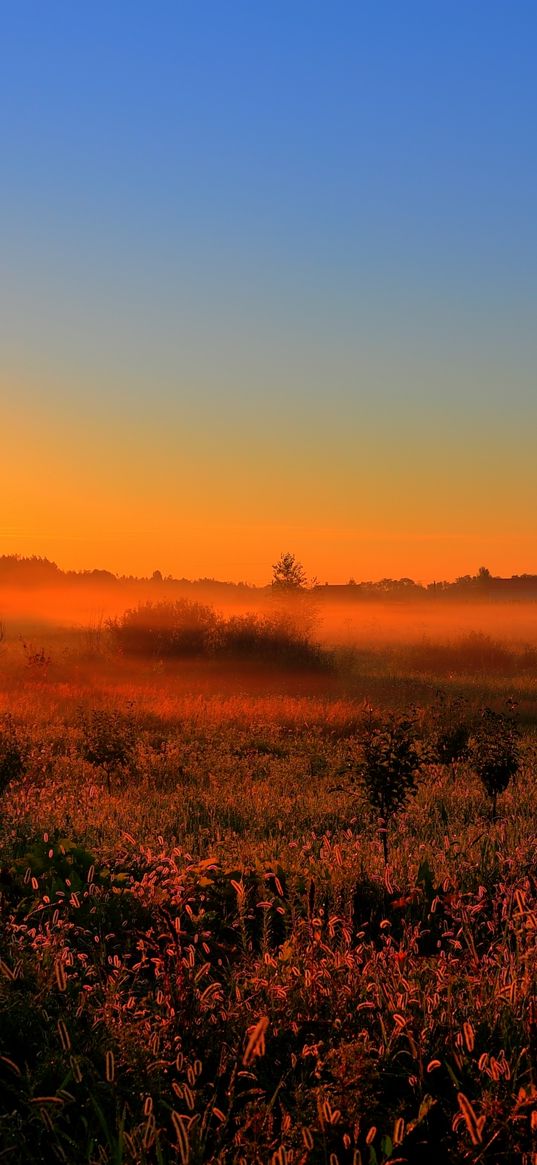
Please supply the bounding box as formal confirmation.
[4,562,537,645]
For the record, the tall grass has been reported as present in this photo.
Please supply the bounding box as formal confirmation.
[0,653,536,1162]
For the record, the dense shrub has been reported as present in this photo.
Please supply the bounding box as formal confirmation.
[346,712,422,863]
[108,599,221,657]
[79,708,136,791]
[426,695,471,765]
[222,612,325,666]
[0,715,26,793]
[109,601,327,667]
[469,706,520,818]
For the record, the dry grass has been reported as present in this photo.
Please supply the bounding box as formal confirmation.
[0,629,536,1162]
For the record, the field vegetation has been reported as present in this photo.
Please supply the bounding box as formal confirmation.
[0,598,536,1163]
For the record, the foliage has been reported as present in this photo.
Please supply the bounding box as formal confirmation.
[271,551,308,591]
[108,599,221,657]
[469,706,520,818]
[79,708,136,791]
[357,712,423,863]
[427,694,471,765]
[108,598,326,667]
[222,611,325,666]
[0,715,26,793]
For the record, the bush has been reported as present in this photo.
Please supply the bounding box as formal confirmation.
[109,601,327,668]
[0,715,26,793]
[222,612,325,667]
[108,599,221,658]
[79,708,136,792]
[469,706,520,819]
[357,712,422,863]
[427,695,470,765]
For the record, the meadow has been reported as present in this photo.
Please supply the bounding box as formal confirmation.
[1,605,537,1164]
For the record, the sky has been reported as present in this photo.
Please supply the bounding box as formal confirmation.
[2,1,537,584]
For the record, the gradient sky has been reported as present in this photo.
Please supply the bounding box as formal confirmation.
[2,2,537,583]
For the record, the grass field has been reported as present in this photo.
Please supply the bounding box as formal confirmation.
[1,617,537,1163]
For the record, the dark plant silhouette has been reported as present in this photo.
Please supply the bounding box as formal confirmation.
[80,708,136,794]
[108,599,220,658]
[358,711,422,864]
[469,706,520,820]
[271,552,308,592]
[428,693,470,766]
[221,612,325,667]
[0,715,26,794]
[271,553,319,646]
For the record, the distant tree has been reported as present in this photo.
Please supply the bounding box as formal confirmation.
[270,553,320,643]
[475,561,491,582]
[271,552,308,593]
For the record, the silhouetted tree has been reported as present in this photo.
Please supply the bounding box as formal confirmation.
[271,552,308,592]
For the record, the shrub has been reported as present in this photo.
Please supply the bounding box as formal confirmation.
[0,715,26,793]
[222,612,325,667]
[427,695,471,765]
[80,708,136,792]
[469,706,520,819]
[108,599,221,658]
[109,601,327,668]
[357,712,422,864]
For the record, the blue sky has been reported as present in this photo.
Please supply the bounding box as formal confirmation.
[2,2,536,580]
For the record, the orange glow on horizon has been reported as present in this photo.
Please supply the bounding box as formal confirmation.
[4,371,537,587]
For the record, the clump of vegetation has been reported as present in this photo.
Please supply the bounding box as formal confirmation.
[79,707,136,792]
[222,611,325,666]
[469,705,520,819]
[0,715,26,793]
[109,598,327,668]
[108,598,221,657]
[427,694,471,766]
[353,711,423,863]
